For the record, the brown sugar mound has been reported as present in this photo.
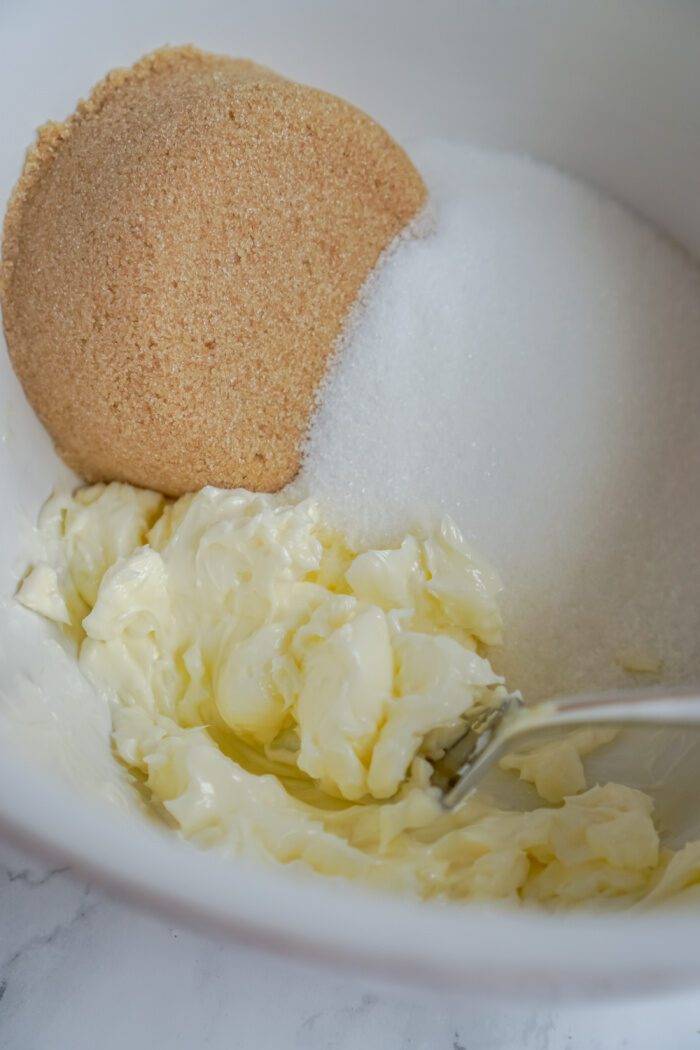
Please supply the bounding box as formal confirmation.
[0,46,426,496]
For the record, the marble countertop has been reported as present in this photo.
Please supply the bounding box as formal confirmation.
[1,839,700,1049]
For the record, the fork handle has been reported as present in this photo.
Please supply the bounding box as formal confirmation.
[527,686,700,733]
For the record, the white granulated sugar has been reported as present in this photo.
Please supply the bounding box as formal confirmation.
[295,140,700,700]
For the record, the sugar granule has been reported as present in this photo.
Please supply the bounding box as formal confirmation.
[295,140,700,699]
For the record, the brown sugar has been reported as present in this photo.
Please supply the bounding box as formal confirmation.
[0,46,426,496]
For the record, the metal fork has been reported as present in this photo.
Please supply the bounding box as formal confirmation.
[431,686,700,809]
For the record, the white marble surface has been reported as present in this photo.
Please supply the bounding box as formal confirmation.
[0,840,699,1049]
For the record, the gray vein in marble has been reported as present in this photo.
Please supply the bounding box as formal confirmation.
[300,993,379,1036]
[4,865,70,887]
[1,884,95,992]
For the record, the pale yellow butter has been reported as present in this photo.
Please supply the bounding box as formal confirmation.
[18,482,697,906]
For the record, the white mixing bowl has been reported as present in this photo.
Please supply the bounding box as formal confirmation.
[1,0,700,998]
